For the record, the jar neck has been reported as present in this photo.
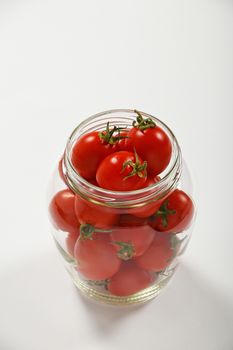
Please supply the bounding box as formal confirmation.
[64,109,182,208]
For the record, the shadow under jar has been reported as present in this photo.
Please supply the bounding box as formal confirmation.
[48,109,196,305]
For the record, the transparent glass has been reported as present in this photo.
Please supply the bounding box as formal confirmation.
[47,109,196,305]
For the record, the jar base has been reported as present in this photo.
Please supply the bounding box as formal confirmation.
[66,263,178,306]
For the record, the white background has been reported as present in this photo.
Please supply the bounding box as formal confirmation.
[0,0,233,349]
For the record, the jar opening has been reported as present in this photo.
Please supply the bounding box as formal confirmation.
[64,109,182,207]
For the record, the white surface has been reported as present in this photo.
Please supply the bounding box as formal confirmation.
[0,1,233,349]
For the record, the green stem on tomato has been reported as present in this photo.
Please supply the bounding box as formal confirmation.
[151,200,176,227]
[80,224,111,239]
[133,110,156,130]
[98,122,129,145]
[113,241,135,260]
[121,148,147,180]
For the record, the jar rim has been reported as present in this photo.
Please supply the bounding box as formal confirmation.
[64,109,182,206]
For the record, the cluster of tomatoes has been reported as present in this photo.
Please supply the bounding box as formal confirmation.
[50,111,194,296]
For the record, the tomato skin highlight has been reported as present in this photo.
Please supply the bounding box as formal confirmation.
[49,189,79,233]
[66,231,80,256]
[96,151,147,191]
[149,189,194,233]
[74,195,119,229]
[71,131,116,180]
[74,233,121,280]
[128,126,172,176]
[111,225,155,258]
[108,261,152,296]
[134,233,173,272]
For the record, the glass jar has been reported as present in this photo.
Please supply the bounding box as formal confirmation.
[47,109,196,305]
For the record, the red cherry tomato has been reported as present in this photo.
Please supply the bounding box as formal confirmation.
[134,233,173,272]
[96,151,147,191]
[128,111,172,176]
[75,195,119,229]
[66,231,80,256]
[111,225,154,259]
[74,228,121,280]
[71,132,115,180]
[108,261,152,296]
[49,189,79,232]
[71,123,127,180]
[149,189,194,233]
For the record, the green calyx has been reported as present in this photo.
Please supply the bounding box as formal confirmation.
[133,110,156,130]
[122,148,147,180]
[80,224,111,239]
[114,241,135,260]
[153,200,176,227]
[98,122,128,145]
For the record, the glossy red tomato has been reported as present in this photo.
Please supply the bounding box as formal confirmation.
[66,231,80,257]
[74,229,121,280]
[96,151,147,191]
[111,225,154,259]
[49,189,79,232]
[108,261,152,296]
[149,189,194,233]
[71,123,127,180]
[75,195,119,229]
[128,110,172,176]
[134,233,173,272]
[71,132,115,180]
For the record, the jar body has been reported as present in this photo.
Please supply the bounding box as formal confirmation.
[47,110,196,305]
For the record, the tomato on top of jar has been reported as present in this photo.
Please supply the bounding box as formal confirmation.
[48,109,195,303]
